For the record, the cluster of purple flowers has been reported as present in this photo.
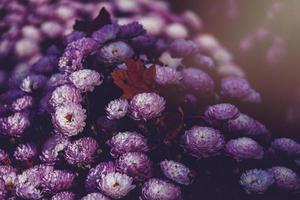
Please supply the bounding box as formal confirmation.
[0,0,200,74]
[0,1,299,200]
[0,0,117,70]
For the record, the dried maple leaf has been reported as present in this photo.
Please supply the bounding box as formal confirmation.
[155,106,185,144]
[73,7,112,36]
[111,59,156,99]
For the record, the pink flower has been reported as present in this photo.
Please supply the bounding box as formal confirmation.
[129,92,165,120]
[140,178,182,200]
[160,160,193,185]
[107,131,149,158]
[69,69,103,92]
[225,137,264,160]
[181,126,225,159]
[52,103,86,136]
[49,84,82,109]
[97,172,135,199]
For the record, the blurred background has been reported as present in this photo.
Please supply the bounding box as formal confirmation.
[172,0,300,139]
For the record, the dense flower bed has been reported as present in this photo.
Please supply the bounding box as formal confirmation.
[0,1,299,200]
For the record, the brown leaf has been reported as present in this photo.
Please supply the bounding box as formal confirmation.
[111,59,156,99]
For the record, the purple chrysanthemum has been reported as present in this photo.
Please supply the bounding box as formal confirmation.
[14,143,37,162]
[58,37,98,73]
[107,131,149,158]
[92,24,119,44]
[226,113,270,138]
[242,89,262,103]
[271,138,300,157]
[118,21,145,39]
[131,34,156,51]
[160,160,193,185]
[140,178,182,200]
[51,191,75,200]
[16,183,44,199]
[11,95,34,112]
[268,166,300,191]
[204,103,240,121]
[85,161,115,192]
[129,92,166,120]
[97,172,135,199]
[194,54,215,70]
[41,169,75,193]
[69,69,103,92]
[81,192,110,200]
[225,137,264,160]
[248,118,269,137]
[0,111,30,137]
[155,65,182,85]
[15,165,53,199]
[220,76,252,99]
[64,137,98,165]
[20,74,47,93]
[181,126,225,159]
[51,103,86,137]
[170,39,199,57]
[65,31,86,44]
[116,152,153,181]
[106,99,129,120]
[97,41,134,63]
[240,169,274,194]
[49,84,82,109]
[15,182,43,199]
[0,165,17,188]
[40,134,70,164]
[181,68,214,96]
[226,113,257,134]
